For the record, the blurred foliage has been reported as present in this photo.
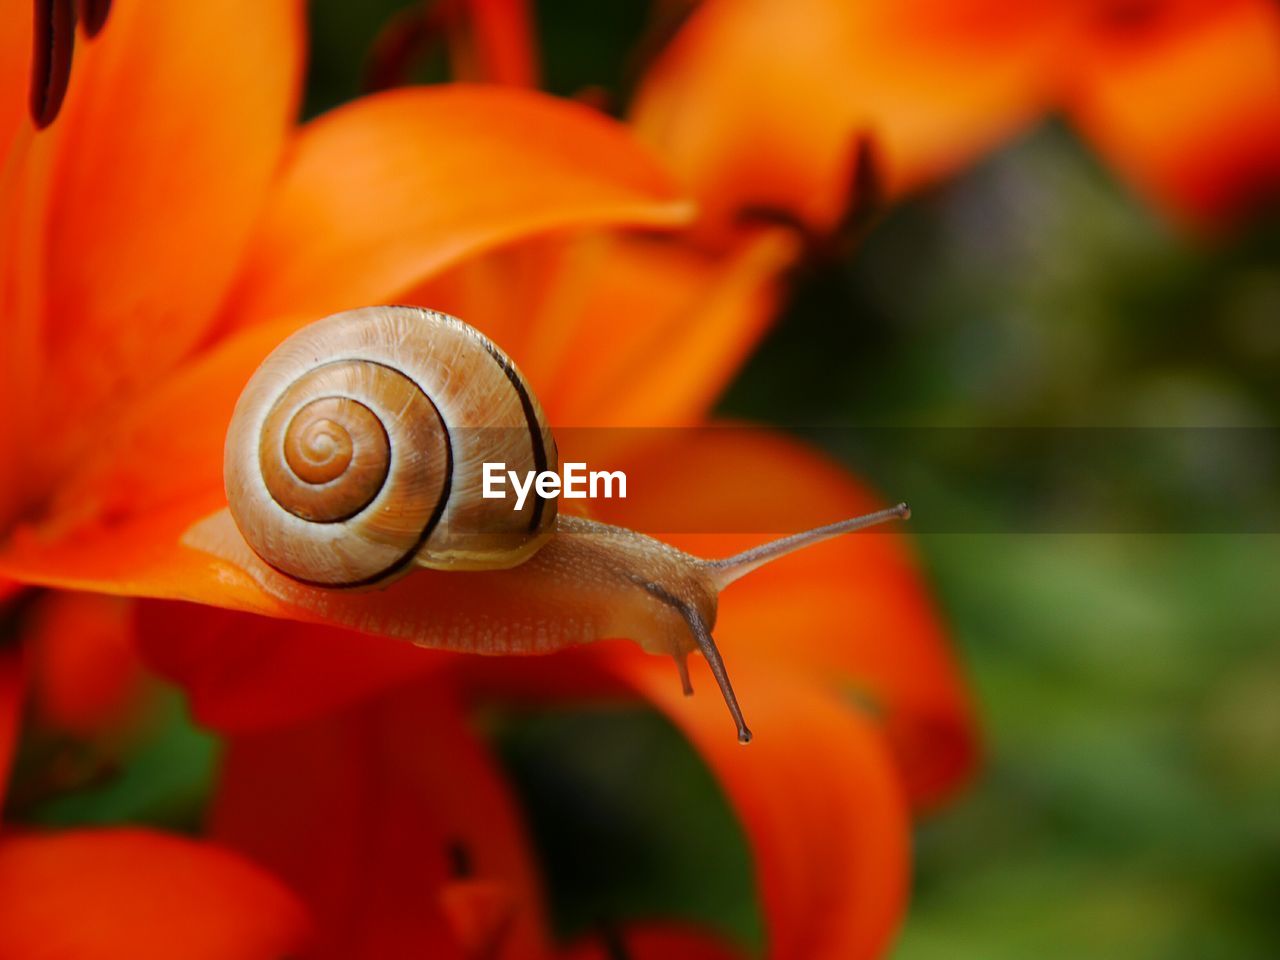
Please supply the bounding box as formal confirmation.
[14,3,1279,958]
[728,127,1280,958]
[491,705,762,950]
[8,685,216,832]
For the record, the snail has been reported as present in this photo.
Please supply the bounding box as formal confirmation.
[221,305,909,742]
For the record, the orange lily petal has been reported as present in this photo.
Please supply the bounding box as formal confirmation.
[137,602,443,733]
[37,316,311,545]
[437,877,521,959]
[1,376,971,806]
[9,151,777,615]
[2,458,685,668]
[540,230,798,426]
[0,828,310,959]
[36,0,304,454]
[0,319,306,614]
[405,227,797,427]
[396,231,570,373]
[222,85,692,330]
[1068,0,1280,229]
[25,591,143,736]
[632,0,1063,242]
[0,322,780,650]
[561,924,747,960]
[604,652,910,960]
[590,427,977,807]
[0,52,52,527]
[0,0,32,157]
[211,673,548,959]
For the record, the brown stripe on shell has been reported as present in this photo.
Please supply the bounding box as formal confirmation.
[478,339,551,534]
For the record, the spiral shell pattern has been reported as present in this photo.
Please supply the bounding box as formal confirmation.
[225,306,558,586]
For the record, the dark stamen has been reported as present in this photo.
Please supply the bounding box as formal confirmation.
[363,1,460,93]
[735,204,809,235]
[1,588,40,648]
[838,132,886,240]
[77,0,111,38]
[446,839,473,879]
[30,0,76,129]
[598,924,632,960]
[737,131,885,267]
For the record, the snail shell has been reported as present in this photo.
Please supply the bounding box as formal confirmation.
[225,306,558,586]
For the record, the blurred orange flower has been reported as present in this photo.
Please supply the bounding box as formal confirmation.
[637,0,1280,235]
[0,0,977,957]
[0,0,704,949]
[0,828,310,959]
[632,0,1060,243]
[1066,0,1280,228]
[136,421,968,956]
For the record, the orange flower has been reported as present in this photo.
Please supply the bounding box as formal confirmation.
[0,0,691,617]
[631,0,1063,244]
[0,0,698,949]
[636,0,1280,235]
[1066,0,1280,228]
[0,829,310,960]
[20,591,143,737]
[0,604,310,958]
[194,647,911,959]
[129,418,969,955]
[0,1,976,956]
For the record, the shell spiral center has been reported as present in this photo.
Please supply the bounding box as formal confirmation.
[260,375,394,524]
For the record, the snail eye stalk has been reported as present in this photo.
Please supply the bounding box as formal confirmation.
[638,580,752,744]
[673,653,694,697]
[679,602,752,744]
[706,503,910,590]
[671,502,912,742]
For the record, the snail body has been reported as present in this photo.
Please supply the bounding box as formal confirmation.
[218,306,909,741]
